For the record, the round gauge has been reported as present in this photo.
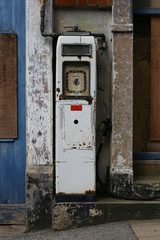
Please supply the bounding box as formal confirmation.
[63,62,90,97]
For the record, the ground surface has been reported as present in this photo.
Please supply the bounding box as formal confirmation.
[0,219,160,240]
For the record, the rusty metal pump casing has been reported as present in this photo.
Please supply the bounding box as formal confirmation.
[55,33,97,202]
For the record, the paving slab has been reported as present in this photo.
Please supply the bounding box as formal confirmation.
[130,219,160,240]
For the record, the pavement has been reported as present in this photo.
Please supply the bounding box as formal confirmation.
[0,219,160,240]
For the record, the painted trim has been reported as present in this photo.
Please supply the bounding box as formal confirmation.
[0,139,15,142]
[134,8,160,15]
[134,152,160,160]
[0,31,14,33]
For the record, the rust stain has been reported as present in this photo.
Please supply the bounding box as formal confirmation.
[44,83,48,93]
[58,192,65,195]
[85,190,96,195]
[59,94,62,100]
[87,97,93,105]
[78,56,81,61]
[57,88,61,93]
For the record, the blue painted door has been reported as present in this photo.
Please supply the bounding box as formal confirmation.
[0,0,25,204]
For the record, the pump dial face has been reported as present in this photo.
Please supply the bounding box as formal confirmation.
[63,62,90,97]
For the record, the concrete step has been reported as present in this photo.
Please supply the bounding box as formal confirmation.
[134,161,160,197]
[53,195,160,230]
[53,163,160,230]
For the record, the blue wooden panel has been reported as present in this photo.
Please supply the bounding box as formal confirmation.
[12,0,26,204]
[0,205,26,224]
[0,1,13,30]
[0,0,26,204]
[0,144,14,203]
[0,139,15,142]
[134,8,160,15]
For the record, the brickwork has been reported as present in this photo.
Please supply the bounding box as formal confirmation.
[55,0,112,6]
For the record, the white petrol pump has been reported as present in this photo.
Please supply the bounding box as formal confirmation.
[55,32,97,202]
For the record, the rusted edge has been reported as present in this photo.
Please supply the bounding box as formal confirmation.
[85,190,96,195]
[87,97,93,105]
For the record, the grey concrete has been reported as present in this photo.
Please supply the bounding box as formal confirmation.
[130,219,160,240]
[0,222,137,240]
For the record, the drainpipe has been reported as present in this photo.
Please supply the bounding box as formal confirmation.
[40,0,57,38]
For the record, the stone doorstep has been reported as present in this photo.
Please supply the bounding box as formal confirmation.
[134,175,160,197]
[52,198,160,230]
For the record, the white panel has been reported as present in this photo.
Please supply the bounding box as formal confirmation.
[64,105,93,150]
[55,35,96,195]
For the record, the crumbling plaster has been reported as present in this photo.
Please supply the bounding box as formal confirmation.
[26,0,53,166]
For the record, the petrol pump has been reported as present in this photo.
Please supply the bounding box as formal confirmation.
[55,32,97,202]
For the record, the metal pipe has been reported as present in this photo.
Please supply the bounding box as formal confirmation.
[41,0,45,7]
[40,0,57,38]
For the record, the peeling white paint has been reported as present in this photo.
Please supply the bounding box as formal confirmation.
[117,154,125,166]
[26,0,53,166]
[89,208,103,217]
[111,167,133,175]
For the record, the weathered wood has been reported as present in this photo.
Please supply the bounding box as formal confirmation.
[134,160,160,165]
[0,0,26,208]
[0,204,26,225]
[134,164,160,177]
[0,34,17,138]
[150,16,160,141]
[133,37,150,152]
[134,0,160,8]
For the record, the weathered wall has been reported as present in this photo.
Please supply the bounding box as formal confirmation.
[26,0,53,228]
[26,0,112,229]
[110,0,133,195]
[26,0,135,230]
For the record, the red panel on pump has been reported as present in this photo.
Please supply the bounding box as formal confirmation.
[71,105,82,111]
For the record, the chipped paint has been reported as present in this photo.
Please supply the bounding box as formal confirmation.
[89,208,103,217]
[117,154,125,166]
[26,0,53,166]
[26,0,54,229]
